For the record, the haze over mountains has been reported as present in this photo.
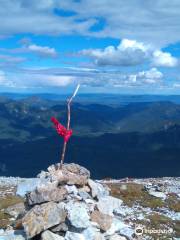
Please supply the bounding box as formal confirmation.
[0,94,180,178]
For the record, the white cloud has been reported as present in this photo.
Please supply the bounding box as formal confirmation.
[152,50,178,67]
[126,68,163,85]
[81,39,178,67]
[27,44,57,58]
[0,66,164,90]
[58,0,180,46]
[0,1,180,46]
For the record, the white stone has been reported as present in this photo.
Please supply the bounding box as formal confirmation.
[97,196,123,216]
[16,178,48,197]
[66,201,90,229]
[105,218,133,238]
[41,230,64,240]
[109,234,127,240]
[65,231,83,240]
[148,191,167,200]
[88,179,109,199]
[65,185,78,196]
[0,230,26,240]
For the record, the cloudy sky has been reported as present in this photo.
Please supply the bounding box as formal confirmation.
[1,0,180,94]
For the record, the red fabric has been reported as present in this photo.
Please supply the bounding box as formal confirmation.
[51,117,73,142]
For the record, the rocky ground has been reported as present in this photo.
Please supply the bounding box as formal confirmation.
[0,164,179,240]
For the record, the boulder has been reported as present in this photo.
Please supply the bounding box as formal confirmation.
[16,178,48,197]
[22,202,67,238]
[66,201,90,229]
[27,185,67,205]
[97,196,123,216]
[88,179,109,199]
[48,163,90,186]
[90,210,113,232]
[41,230,64,240]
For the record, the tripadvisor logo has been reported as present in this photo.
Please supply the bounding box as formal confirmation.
[135,225,144,236]
[134,225,174,236]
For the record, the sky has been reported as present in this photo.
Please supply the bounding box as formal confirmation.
[1,0,180,94]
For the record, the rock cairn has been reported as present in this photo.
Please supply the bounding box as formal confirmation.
[19,163,132,240]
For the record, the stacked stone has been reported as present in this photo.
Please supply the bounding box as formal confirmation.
[21,163,132,240]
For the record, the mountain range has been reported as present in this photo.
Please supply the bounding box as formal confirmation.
[0,94,180,178]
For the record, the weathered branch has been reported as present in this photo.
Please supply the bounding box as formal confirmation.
[60,84,80,168]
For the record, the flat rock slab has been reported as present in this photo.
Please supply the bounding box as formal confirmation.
[22,202,67,238]
[16,178,48,197]
[47,163,90,186]
[27,185,67,205]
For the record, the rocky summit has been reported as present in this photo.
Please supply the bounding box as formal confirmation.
[0,163,180,240]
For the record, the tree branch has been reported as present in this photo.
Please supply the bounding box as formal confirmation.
[60,84,80,168]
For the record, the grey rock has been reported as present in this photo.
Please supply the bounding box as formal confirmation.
[65,231,83,240]
[16,178,48,197]
[66,201,90,229]
[97,196,123,216]
[22,202,67,238]
[50,223,68,233]
[109,235,127,240]
[5,202,25,218]
[88,179,109,199]
[65,227,103,240]
[65,185,78,196]
[105,218,132,238]
[78,190,92,200]
[0,230,26,240]
[41,230,64,240]
[27,184,67,205]
[48,163,90,186]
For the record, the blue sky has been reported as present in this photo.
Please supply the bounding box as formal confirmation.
[1,0,180,94]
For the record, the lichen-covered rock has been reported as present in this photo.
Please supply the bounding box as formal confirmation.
[90,210,113,232]
[66,201,90,229]
[41,230,64,240]
[22,202,67,238]
[27,184,67,205]
[97,196,123,216]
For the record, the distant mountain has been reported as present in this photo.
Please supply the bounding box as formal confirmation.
[0,95,180,178]
[1,98,180,141]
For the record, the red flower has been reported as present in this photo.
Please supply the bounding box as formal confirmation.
[51,117,73,142]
